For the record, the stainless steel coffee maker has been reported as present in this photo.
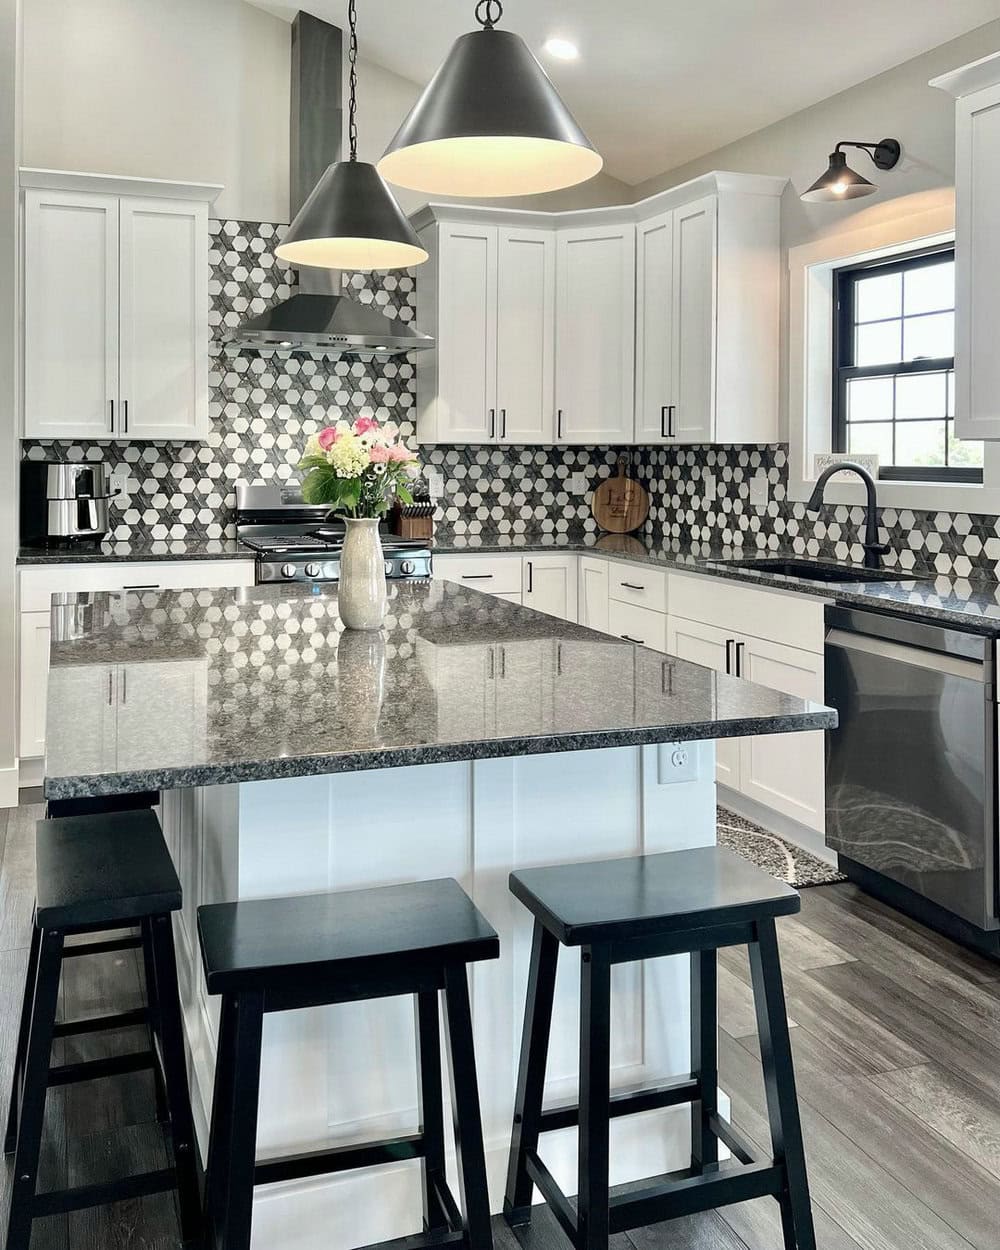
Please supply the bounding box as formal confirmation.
[20,463,112,547]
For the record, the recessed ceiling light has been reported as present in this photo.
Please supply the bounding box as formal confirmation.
[543,37,579,61]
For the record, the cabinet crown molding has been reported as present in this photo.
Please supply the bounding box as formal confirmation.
[409,170,787,233]
[930,50,1000,98]
[19,167,223,203]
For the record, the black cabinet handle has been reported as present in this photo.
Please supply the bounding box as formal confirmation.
[526,561,533,593]
[501,408,507,439]
[725,638,735,674]
[122,399,129,434]
[620,581,645,591]
[667,405,676,437]
[621,634,645,645]
[461,574,493,580]
[660,405,669,438]
[488,407,495,439]
[109,399,115,432]
[735,641,746,678]
[557,409,564,439]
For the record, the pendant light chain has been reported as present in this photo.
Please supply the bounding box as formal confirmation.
[348,0,359,161]
[474,0,503,30]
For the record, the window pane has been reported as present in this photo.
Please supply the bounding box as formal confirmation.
[847,375,893,421]
[948,424,984,468]
[855,271,901,322]
[895,420,946,467]
[947,370,955,418]
[895,372,946,420]
[903,260,954,315]
[848,422,893,462]
[903,311,953,361]
[856,320,902,366]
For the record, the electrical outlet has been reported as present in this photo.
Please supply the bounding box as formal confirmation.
[423,467,444,501]
[110,471,129,498]
[657,741,700,785]
[748,472,768,508]
[701,471,716,502]
[570,472,589,494]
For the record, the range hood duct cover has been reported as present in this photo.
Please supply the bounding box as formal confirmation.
[224,11,433,359]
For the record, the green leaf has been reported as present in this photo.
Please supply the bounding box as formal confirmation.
[301,467,345,507]
[395,484,414,506]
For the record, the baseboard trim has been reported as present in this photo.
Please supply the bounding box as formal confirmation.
[717,787,835,866]
[17,756,43,790]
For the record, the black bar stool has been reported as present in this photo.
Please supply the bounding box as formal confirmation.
[197,877,500,1250]
[4,809,201,1250]
[504,845,815,1250]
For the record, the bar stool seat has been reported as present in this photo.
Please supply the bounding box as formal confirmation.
[505,846,815,1250]
[199,877,500,1250]
[4,809,200,1250]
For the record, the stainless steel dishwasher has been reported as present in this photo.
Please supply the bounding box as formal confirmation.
[824,605,999,952]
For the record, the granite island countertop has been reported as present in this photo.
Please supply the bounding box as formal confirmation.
[433,533,1000,634]
[43,579,835,799]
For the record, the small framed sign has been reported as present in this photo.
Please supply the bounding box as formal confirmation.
[812,452,879,484]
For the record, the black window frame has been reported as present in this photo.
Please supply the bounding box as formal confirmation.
[832,244,979,484]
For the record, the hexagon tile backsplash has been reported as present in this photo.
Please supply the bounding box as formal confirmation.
[19,218,1000,579]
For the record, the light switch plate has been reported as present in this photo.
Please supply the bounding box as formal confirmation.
[570,472,589,494]
[423,467,444,501]
[701,472,716,503]
[748,472,768,508]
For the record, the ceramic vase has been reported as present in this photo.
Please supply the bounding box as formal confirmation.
[338,517,388,631]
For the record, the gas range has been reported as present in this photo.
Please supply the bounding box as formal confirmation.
[236,484,433,585]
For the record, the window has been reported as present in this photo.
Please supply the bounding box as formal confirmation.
[832,246,983,483]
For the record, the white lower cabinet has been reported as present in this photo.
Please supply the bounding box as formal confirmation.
[578,556,610,632]
[19,611,52,759]
[44,664,118,775]
[607,599,667,653]
[664,615,740,790]
[435,553,578,622]
[522,554,578,621]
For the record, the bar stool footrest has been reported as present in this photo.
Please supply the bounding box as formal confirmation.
[254,1132,427,1186]
[537,1074,700,1134]
[47,1049,155,1087]
[32,1168,178,1218]
[52,1007,149,1039]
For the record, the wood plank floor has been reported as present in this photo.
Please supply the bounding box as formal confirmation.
[2,801,999,1249]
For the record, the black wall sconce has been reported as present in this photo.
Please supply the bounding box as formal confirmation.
[801,138,901,203]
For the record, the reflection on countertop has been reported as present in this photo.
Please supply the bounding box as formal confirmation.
[44,580,834,800]
[17,539,253,564]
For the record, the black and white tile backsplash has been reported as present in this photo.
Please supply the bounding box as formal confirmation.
[19,218,1000,579]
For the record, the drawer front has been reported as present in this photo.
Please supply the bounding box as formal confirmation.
[607,599,667,652]
[19,559,255,611]
[607,562,668,613]
[434,554,524,596]
[667,570,825,655]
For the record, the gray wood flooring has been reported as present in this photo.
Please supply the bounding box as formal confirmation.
[2,800,999,1249]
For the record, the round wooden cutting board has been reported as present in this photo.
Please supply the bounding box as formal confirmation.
[591,458,650,534]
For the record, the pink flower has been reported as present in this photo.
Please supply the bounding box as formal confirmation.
[353,416,378,435]
[388,443,416,462]
[369,443,391,463]
[317,426,339,450]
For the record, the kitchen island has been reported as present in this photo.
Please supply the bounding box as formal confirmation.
[43,579,835,1250]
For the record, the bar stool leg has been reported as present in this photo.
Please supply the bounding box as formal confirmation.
[577,944,612,1250]
[690,948,719,1170]
[140,918,170,1124]
[148,913,202,1244]
[748,919,816,1250]
[5,928,64,1250]
[504,920,559,1225]
[3,917,41,1155]
[442,963,493,1250]
[415,990,449,1233]
[204,991,264,1250]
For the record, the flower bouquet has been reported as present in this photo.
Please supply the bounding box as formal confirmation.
[298,419,421,631]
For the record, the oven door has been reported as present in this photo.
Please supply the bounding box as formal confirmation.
[824,607,998,931]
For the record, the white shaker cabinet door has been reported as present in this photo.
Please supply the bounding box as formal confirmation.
[435,222,498,443]
[115,660,209,772]
[671,195,717,444]
[555,224,635,444]
[496,226,555,444]
[522,555,578,622]
[578,556,610,633]
[635,211,676,443]
[23,190,119,439]
[737,634,826,833]
[119,197,209,440]
[18,611,52,759]
[665,615,739,790]
[44,664,118,776]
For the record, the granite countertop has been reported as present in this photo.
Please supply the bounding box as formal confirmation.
[43,580,835,799]
[434,533,1000,634]
[17,539,254,564]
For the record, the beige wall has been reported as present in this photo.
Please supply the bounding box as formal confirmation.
[21,0,290,221]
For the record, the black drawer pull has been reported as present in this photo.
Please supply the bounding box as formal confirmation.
[620,582,645,591]
[461,574,494,580]
[123,584,160,591]
[621,634,645,645]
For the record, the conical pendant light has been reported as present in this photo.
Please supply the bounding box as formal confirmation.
[275,0,428,271]
[378,0,603,198]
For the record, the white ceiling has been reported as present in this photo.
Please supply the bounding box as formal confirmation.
[249,0,1000,185]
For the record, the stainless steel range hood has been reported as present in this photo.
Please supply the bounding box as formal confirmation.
[224,12,432,360]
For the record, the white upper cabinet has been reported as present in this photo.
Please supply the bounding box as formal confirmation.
[671,196,717,443]
[21,170,218,441]
[23,190,120,440]
[415,218,554,444]
[496,226,555,444]
[932,54,1000,440]
[555,222,636,444]
[119,198,209,440]
[634,210,675,443]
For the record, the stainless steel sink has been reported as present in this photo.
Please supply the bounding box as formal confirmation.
[711,557,921,584]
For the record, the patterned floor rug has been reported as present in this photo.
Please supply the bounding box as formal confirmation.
[717,807,847,888]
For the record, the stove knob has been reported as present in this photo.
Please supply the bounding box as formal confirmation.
[280,563,297,579]
[385,560,394,575]
[400,559,416,575]
[304,562,321,578]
